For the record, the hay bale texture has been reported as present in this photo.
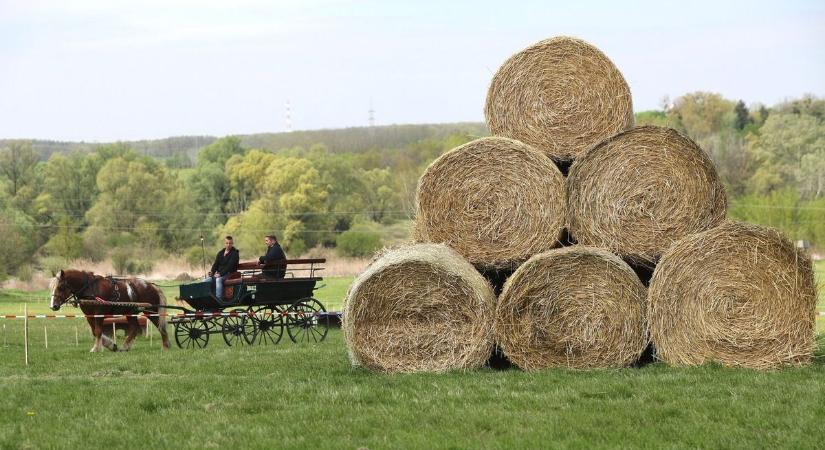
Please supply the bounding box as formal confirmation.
[495,247,647,370]
[648,221,818,369]
[414,136,566,268]
[484,36,634,161]
[343,243,495,373]
[567,125,727,265]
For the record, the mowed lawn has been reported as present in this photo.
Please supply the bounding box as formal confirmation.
[1,269,824,449]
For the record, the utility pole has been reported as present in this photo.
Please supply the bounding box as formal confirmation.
[285,100,293,132]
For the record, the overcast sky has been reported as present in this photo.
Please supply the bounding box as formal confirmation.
[1,0,823,141]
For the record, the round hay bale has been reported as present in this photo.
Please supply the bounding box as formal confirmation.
[495,247,647,370]
[343,243,495,373]
[567,125,727,265]
[484,36,634,161]
[648,221,818,369]
[414,136,566,268]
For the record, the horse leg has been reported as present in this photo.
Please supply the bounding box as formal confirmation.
[120,317,139,351]
[101,328,115,351]
[100,320,118,352]
[91,319,108,352]
[149,315,171,349]
[86,317,100,353]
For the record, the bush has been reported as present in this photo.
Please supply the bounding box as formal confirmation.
[336,230,382,257]
[16,264,33,282]
[185,245,211,270]
[111,248,155,275]
[39,256,68,277]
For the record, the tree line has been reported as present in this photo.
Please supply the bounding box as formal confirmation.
[637,93,825,248]
[0,129,471,279]
[0,93,822,279]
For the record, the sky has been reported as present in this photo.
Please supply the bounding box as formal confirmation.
[1,0,823,142]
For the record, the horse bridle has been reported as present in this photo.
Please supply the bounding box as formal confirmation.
[54,273,121,309]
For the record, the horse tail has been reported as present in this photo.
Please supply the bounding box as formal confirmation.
[154,285,170,346]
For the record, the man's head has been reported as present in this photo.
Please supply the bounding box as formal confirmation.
[264,234,277,247]
[224,236,234,251]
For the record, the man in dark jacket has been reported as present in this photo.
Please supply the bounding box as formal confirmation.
[258,234,286,279]
[205,236,240,299]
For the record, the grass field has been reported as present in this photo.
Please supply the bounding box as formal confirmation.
[1,267,824,449]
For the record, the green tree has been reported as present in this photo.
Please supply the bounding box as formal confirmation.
[225,149,276,212]
[220,200,285,257]
[183,162,232,230]
[37,151,101,220]
[0,207,36,280]
[697,131,751,196]
[668,92,735,139]
[336,229,382,257]
[360,168,401,223]
[222,156,331,254]
[733,100,750,130]
[85,154,170,245]
[746,112,825,198]
[0,140,38,196]
[44,216,83,260]
[265,159,330,252]
[198,136,246,166]
[635,110,672,127]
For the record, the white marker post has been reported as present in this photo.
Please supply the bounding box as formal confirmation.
[75,326,79,346]
[112,322,117,347]
[44,325,48,349]
[24,304,29,366]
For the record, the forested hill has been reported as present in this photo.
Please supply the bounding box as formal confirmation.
[2,122,488,161]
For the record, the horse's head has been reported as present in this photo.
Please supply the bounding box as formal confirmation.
[49,270,85,311]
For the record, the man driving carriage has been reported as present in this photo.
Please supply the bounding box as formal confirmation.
[204,235,240,300]
[259,234,286,279]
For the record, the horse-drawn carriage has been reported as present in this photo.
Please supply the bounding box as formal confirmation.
[169,259,330,349]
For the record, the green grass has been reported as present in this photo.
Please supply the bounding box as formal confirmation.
[1,270,824,449]
[0,276,354,315]
[1,327,824,449]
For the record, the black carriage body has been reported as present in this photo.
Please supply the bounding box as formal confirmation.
[172,259,330,349]
[177,277,320,311]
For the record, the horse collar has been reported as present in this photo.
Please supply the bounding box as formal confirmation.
[108,276,121,302]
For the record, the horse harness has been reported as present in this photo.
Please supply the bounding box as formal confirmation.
[63,273,123,307]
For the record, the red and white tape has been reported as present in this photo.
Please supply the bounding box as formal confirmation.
[0,311,341,320]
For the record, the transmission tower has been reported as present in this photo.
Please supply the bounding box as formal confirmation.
[285,100,293,132]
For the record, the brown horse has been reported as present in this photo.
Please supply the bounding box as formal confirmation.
[49,269,170,352]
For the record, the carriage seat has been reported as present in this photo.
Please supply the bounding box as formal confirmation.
[224,271,243,286]
[221,272,243,300]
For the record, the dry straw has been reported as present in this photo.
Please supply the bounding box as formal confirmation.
[484,36,634,161]
[343,243,495,373]
[414,136,566,269]
[648,221,817,369]
[495,247,648,370]
[567,125,727,265]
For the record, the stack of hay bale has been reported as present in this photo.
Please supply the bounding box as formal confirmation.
[343,36,818,373]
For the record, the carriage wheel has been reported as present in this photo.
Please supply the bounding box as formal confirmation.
[246,305,285,345]
[287,298,329,344]
[221,309,253,347]
[174,319,211,349]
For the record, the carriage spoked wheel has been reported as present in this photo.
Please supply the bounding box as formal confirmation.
[246,305,285,345]
[286,298,329,344]
[174,318,213,349]
[221,308,254,347]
